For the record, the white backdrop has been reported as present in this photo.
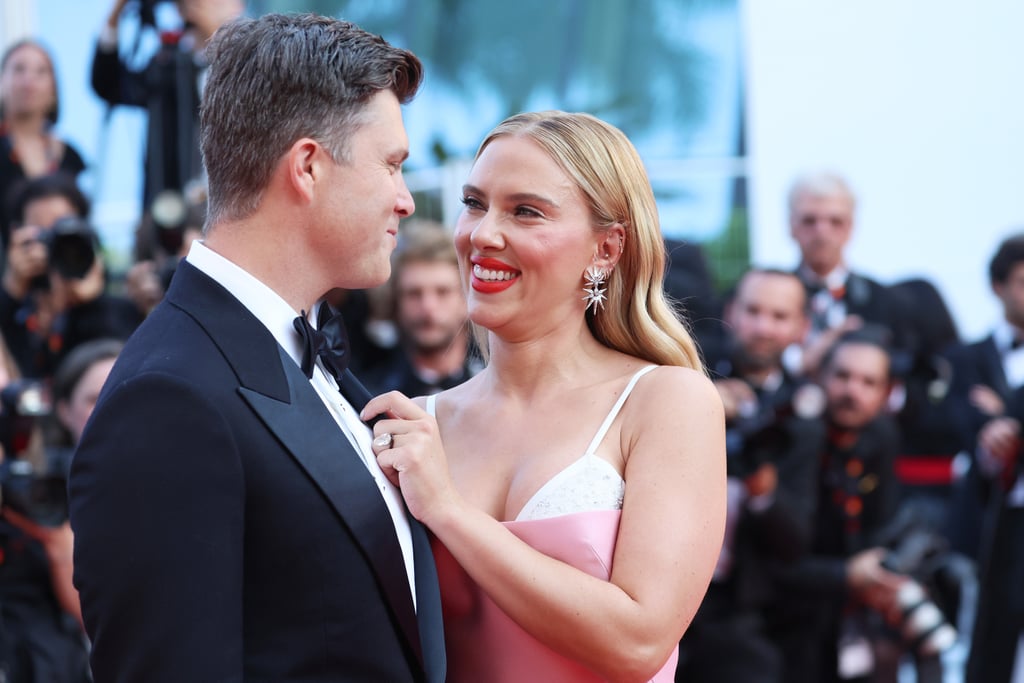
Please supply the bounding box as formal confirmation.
[742,0,1024,340]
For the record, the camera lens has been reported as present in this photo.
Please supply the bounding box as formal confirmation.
[48,217,97,279]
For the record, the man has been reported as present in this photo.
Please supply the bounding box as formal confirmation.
[678,269,823,683]
[775,328,951,683]
[945,234,1024,558]
[967,388,1024,683]
[957,233,1024,683]
[786,171,911,377]
[365,220,481,397]
[69,14,445,682]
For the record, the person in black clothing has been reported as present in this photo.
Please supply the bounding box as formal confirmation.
[773,327,947,683]
[0,40,85,247]
[677,268,823,683]
[886,278,963,535]
[91,0,244,209]
[364,220,481,396]
[0,339,121,683]
[945,232,1024,561]
[785,171,914,378]
[0,174,142,378]
[965,381,1024,683]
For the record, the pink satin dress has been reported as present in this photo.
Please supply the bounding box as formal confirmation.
[427,366,678,682]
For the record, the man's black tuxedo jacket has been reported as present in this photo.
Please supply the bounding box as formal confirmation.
[69,262,446,682]
[947,334,1012,450]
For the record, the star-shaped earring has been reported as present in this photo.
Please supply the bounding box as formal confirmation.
[582,266,608,312]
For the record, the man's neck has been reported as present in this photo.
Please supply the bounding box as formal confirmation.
[801,262,848,288]
[827,423,862,450]
[737,364,782,390]
[409,334,469,380]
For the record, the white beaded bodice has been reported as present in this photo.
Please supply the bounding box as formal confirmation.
[426,365,656,522]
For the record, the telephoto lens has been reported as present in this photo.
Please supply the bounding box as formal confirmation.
[896,581,958,656]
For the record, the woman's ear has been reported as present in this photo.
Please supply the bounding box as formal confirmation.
[593,223,626,271]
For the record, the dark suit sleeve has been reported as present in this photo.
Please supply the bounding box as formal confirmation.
[91,41,148,108]
[945,341,1003,451]
[744,416,823,562]
[70,372,245,682]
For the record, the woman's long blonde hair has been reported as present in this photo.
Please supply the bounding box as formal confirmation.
[473,111,704,371]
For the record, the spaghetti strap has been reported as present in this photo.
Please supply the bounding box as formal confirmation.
[583,365,657,455]
[425,394,437,417]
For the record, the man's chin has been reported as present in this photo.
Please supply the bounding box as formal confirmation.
[829,412,869,432]
[410,333,460,355]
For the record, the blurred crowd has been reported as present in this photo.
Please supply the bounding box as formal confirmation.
[0,1,1021,682]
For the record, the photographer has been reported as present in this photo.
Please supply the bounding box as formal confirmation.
[1,173,142,379]
[92,0,244,209]
[677,269,824,683]
[123,184,206,318]
[0,340,120,682]
[774,327,954,683]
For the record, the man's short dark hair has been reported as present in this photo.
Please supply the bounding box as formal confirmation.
[200,13,423,225]
[820,324,894,379]
[7,172,90,226]
[988,232,1024,285]
[731,267,809,314]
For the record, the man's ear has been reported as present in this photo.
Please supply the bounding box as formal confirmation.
[284,138,322,204]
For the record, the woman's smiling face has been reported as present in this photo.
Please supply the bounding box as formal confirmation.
[454,135,600,337]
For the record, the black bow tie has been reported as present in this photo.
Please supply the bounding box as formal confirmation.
[293,304,350,381]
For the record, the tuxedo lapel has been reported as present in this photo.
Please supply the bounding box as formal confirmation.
[166,262,424,666]
[239,351,422,663]
[410,520,446,683]
[979,336,1011,398]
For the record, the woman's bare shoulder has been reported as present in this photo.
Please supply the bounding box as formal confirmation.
[626,364,722,422]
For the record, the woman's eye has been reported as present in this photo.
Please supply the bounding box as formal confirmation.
[460,196,484,210]
[514,206,542,218]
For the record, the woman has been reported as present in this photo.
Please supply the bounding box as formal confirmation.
[0,39,85,245]
[364,111,726,682]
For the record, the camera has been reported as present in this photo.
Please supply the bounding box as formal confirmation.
[27,216,98,289]
[725,382,825,478]
[891,581,957,657]
[878,509,967,657]
[0,380,69,527]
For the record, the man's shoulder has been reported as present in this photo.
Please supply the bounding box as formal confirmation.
[953,334,997,360]
[112,301,222,380]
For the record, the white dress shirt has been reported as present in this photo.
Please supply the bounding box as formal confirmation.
[186,240,417,607]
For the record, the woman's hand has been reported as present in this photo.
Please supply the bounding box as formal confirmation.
[362,391,462,528]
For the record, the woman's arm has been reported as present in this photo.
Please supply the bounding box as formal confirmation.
[366,367,726,682]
